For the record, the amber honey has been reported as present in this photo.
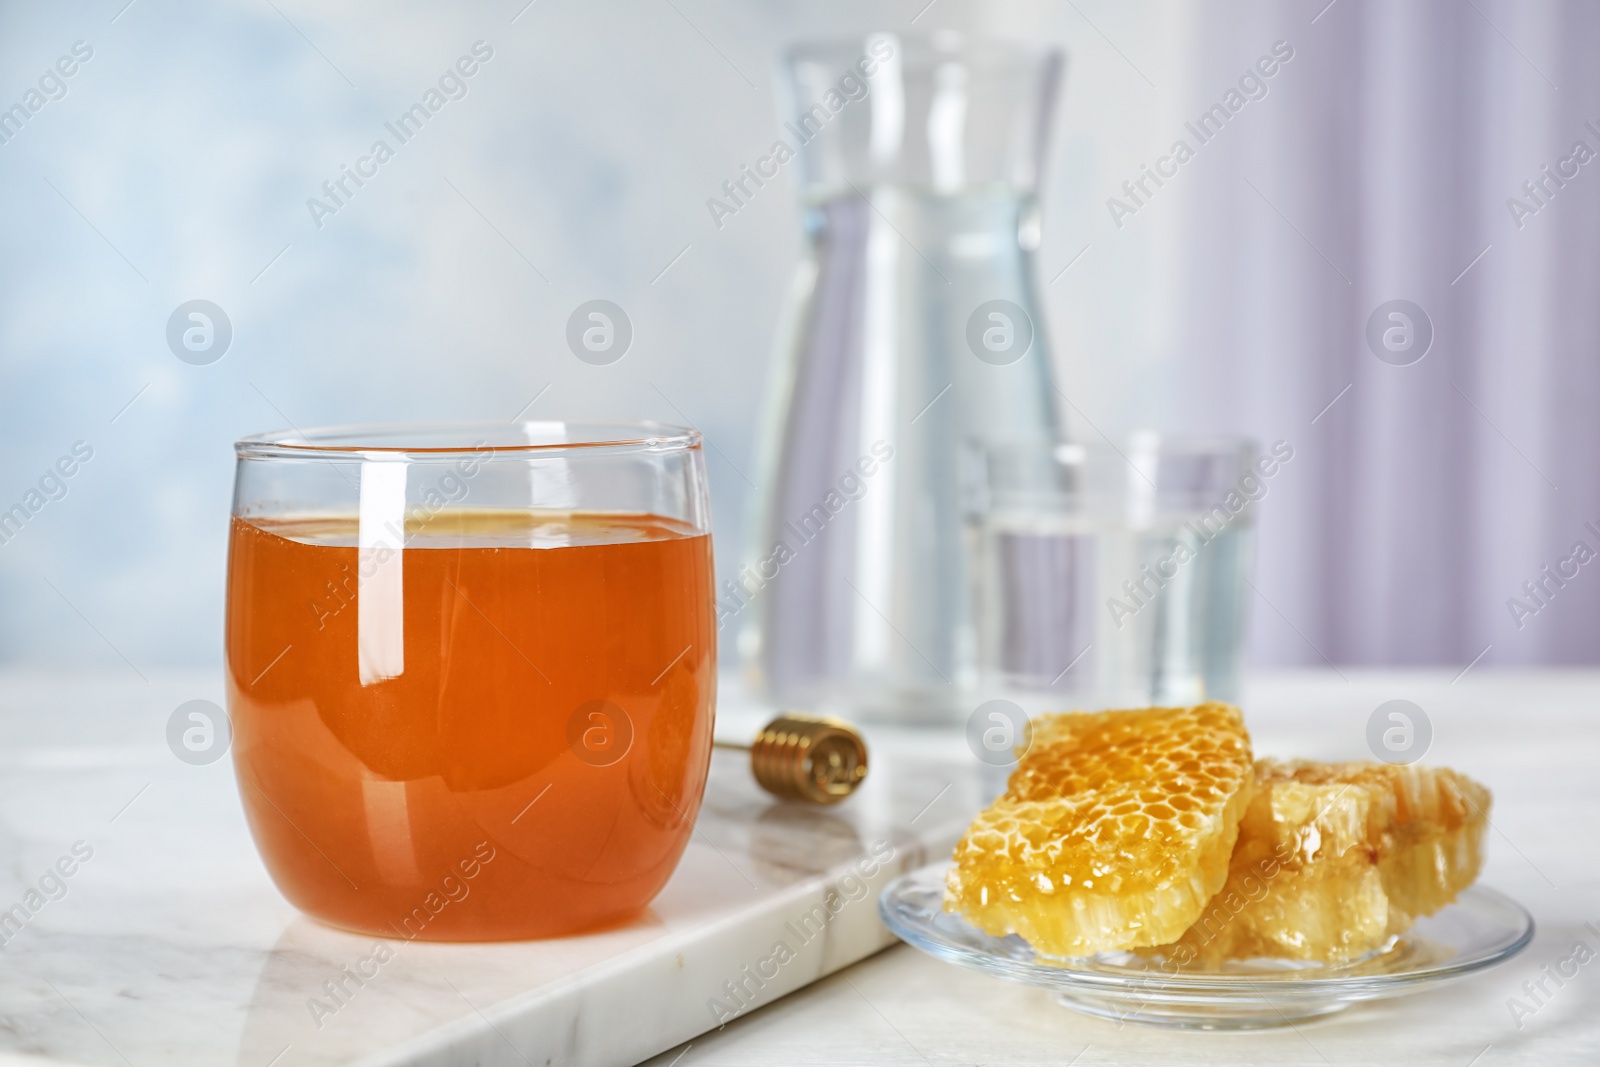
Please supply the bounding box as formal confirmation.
[1167,758,1490,964]
[225,508,715,940]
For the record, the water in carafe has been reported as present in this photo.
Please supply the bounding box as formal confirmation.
[740,34,1066,723]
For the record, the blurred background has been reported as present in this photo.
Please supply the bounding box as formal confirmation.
[0,0,1595,676]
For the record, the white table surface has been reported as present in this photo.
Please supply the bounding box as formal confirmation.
[1,669,1593,1066]
[642,670,1600,1067]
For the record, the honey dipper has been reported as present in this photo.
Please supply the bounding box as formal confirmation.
[714,713,869,804]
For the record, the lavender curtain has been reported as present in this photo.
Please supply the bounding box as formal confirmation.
[1151,0,1600,668]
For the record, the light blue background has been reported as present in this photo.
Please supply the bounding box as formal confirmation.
[2,0,1594,674]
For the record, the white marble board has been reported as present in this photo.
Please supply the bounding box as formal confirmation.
[0,672,993,1067]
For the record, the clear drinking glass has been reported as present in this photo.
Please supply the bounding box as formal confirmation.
[971,436,1262,712]
[226,421,715,941]
[743,33,1065,724]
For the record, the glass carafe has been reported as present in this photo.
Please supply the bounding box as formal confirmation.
[741,34,1065,723]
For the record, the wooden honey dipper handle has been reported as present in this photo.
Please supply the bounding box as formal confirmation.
[713,713,869,804]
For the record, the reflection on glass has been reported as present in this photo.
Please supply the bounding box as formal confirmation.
[226,422,716,941]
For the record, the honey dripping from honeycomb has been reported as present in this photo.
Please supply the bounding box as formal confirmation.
[1160,759,1491,964]
[945,704,1255,958]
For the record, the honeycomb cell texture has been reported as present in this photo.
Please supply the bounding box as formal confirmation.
[944,703,1255,958]
[1162,758,1491,964]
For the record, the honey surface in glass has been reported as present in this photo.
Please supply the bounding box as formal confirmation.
[225,508,715,941]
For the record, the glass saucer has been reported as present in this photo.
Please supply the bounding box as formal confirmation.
[878,862,1534,1030]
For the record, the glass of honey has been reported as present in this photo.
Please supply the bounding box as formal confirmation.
[225,421,716,940]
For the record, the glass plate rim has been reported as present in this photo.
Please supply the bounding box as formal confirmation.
[879,860,1535,996]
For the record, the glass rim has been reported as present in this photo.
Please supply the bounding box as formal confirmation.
[785,32,1063,69]
[234,419,702,460]
[976,435,1265,515]
[983,434,1258,461]
[1057,435,1257,463]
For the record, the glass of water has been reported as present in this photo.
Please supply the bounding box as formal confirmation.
[970,436,1265,712]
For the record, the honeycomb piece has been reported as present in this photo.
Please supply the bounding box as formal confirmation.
[945,703,1255,958]
[1164,759,1491,964]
